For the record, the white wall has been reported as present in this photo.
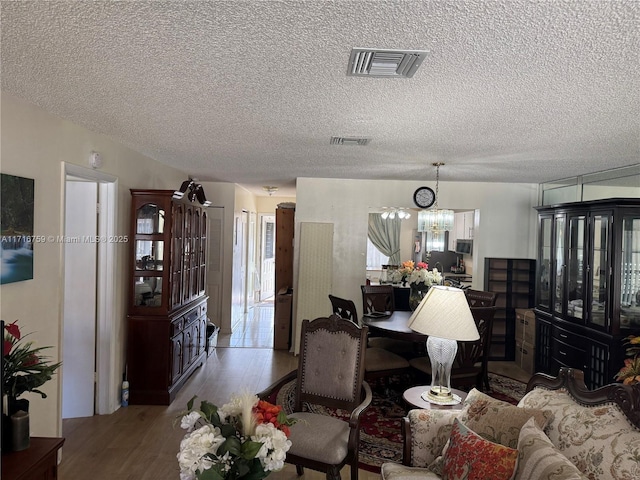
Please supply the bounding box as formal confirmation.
[0,92,189,437]
[292,177,539,351]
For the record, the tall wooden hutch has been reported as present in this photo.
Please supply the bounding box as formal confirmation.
[534,198,640,389]
[127,189,208,404]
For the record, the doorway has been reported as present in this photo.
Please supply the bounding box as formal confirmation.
[260,214,275,301]
[62,164,117,418]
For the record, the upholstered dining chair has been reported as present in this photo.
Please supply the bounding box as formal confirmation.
[257,315,372,480]
[408,306,496,391]
[328,294,410,381]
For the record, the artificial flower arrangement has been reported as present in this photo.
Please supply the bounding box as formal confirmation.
[390,260,442,286]
[2,320,61,402]
[614,335,640,385]
[177,392,296,480]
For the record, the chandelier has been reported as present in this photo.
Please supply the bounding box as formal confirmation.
[381,207,411,220]
[418,163,454,232]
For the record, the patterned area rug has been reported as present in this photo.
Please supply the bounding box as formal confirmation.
[275,373,527,473]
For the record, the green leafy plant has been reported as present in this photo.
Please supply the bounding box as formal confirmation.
[2,320,62,399]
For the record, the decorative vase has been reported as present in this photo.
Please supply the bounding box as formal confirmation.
[2,397,30,452]
[409,283,429,311]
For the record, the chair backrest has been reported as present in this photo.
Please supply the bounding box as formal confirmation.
[328,294,358,323]
[454,306,496,369]
[295,315,368,412]
[360,284,395,315]
[465,289,498,307]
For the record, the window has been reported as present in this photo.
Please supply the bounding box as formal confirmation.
[366,238,389,269]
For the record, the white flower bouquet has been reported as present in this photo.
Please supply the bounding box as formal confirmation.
[177,392,296,480]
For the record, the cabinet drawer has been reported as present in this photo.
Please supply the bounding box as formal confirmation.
[552,323,585,364]
[184,308,199,327]
[172,317,184,336]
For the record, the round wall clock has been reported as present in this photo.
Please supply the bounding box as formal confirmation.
[413,186,436,208]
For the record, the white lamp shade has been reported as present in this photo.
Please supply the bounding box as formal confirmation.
[408,285,479,341]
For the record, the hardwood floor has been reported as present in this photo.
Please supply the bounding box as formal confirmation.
[59,301,530,480]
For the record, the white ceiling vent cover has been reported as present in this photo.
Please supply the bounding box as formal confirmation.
[348,48,428,78]
[330,136,371,146]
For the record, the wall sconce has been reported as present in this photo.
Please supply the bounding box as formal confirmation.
[173,179,211,207]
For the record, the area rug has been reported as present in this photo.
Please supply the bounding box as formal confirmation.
[274,373,527,473]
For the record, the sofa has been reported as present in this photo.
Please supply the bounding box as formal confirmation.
[381,368,640,479]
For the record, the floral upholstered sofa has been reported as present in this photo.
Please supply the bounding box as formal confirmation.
[381,368,640,480]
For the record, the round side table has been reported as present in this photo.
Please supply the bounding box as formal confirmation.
[403,386,468,410]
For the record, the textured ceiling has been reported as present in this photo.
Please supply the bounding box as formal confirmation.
[2,0,639,196]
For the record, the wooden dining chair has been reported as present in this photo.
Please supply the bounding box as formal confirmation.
[408,306,496,391]
[359,285,415,357]
[360,284,395,314]
[328,294,410,381]
[465,289,498,307]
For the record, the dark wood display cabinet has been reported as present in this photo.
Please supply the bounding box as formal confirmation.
[534,198,640,389]
[127,189,208,405]
[484,258,536,360]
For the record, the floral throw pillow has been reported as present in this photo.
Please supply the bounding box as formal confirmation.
[459,388,552,449]
[515,417,588,480]
[442,418,518,480]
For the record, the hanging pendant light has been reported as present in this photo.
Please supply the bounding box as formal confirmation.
[418,163,454,233]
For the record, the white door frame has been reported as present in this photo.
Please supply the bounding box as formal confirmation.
[62,163,118,415]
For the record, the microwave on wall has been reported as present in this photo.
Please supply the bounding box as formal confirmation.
[455,239,473,255]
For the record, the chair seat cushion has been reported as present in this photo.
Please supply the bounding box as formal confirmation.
[366,347,410,372]
[287,412,350,465]
[381,462,442,479]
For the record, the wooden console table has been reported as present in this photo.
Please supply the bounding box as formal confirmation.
[1,437,65,480]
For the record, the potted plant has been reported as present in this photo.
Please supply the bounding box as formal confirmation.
[2,320,61,449]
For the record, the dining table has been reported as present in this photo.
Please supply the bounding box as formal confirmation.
[361,310,428,343]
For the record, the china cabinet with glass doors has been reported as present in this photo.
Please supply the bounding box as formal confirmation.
[534,198,640,389]
[127,189,208,405]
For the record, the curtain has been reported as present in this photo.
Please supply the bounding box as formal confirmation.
[368,213,401,265]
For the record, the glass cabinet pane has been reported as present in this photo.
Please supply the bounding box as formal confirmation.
[136,203,165,234]
[538,216,552,309]
[135,240,164,270]
[567,215,585,321]
[590,214,609,328]
[133,276,163,307]
[621,215,640,328]
[554,215,565,316]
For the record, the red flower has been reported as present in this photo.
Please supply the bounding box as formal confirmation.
[24,354,40,367]
[3,339,12,356]
[5,321,21,340]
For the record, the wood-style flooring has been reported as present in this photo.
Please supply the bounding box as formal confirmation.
[58,300,530,480]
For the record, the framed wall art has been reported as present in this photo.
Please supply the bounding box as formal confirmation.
[1,173,35,284]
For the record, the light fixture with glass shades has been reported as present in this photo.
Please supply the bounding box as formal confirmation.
[408,285,479,405]
[417,162,454,233]
[380,207,411,220]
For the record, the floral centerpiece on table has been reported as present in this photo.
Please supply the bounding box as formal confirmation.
[2,320,62,410]
[390,261,443,310]
[177,392,296,480]
[615,335,640,385]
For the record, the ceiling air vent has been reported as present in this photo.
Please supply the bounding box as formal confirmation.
[347,48,428,78]
[330,136,371,146]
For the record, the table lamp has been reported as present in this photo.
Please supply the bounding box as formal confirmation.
[408,285,479,404]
